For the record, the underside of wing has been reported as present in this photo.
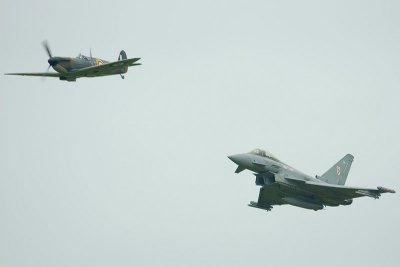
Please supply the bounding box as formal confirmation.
[5,72,61,77]
[303,181,394,201]
[248,183,284,211]
[258,183,285,205]
[70,58,141,78]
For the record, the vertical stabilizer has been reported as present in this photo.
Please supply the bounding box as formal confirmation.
[118,50,127,61]
[319,154,354,185]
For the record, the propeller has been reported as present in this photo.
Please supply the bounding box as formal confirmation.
[41,40,55,82]
[42,40,53,72]
[42,40,52,58]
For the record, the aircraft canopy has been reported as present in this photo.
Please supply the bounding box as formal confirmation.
[250,148,280,162]
[76,53,91,60]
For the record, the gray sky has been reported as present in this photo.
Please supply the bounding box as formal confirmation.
[1,0,399,266]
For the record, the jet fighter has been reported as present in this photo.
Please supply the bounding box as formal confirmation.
[228,149,395,211]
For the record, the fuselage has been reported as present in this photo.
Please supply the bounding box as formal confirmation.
[228,149,329,210]
[228,149,394,211]
[48,54,127,76]
[228,149,321,184]
[4,44,140,82]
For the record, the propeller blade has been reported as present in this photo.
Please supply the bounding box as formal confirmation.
[41,65,51,82]
[42,40,52,58]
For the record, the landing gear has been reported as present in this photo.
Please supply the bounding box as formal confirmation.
[120,74,125,79]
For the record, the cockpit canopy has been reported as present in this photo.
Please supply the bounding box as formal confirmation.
[250,148,280,162]
[76,53,91,60]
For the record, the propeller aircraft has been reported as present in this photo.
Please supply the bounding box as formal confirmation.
[5,41,141,82]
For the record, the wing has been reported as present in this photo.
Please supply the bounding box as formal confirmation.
[258,183,285,203]
[70,58,141,77]
[5,72,61,77]
[248,183,285,211]
[302,181,395,200]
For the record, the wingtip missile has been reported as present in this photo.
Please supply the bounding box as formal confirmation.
[378,187,396,193]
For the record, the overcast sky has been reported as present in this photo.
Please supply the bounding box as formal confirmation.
[1,1,399,266]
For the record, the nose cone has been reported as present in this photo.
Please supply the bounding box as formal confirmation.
[228,154,244,165]
[228,154,249,173]
[48,58,58,66]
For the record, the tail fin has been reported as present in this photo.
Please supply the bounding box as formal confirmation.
[319,154,354,185]
[118,50,127,61]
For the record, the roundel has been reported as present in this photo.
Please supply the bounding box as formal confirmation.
[336,165,341,176]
